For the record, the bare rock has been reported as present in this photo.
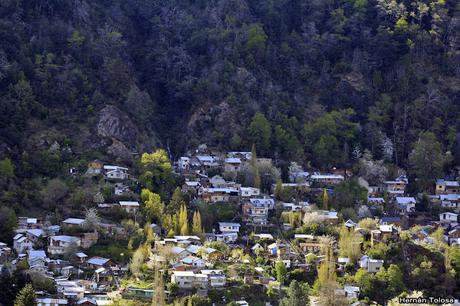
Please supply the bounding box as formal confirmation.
[106,138,134,164]
[97,105,138,147]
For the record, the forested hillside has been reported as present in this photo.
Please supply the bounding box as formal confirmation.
[1,0,460,173]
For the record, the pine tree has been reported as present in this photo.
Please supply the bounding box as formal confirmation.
[14,284,36,306]
[192,210,203,236]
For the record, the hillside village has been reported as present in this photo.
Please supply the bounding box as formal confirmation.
[2,145,460,306]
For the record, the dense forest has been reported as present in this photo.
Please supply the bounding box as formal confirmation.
[1,0,460,204]
[2,1,460,304]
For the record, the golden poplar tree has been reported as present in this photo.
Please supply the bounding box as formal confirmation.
[322,188,329,210]
[192,210,203,236]
[179,204,189,235]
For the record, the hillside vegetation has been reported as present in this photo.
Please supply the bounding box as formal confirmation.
[0,0,460,197]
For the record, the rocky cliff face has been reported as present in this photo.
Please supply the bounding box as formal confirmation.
[97,105,139,147]
[95,105,160,163]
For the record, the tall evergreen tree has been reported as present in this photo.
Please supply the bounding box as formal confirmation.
[14,284,36,306]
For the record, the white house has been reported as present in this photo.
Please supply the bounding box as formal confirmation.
[239,187,260,197]
[440,194,460,210]
[343,286,360,299]
[119,201,140,213]
[218,222,241,233]
[310,174,344,184]
[395,197,416,214]
[25,229,46,243]
[48,236,81,255]
[368,197,385,205]
[103,165,129,180]
[171,271,198,289]
[436,179,460,195]
[114,183,130,195]
[384,177,407,195]
[227,151,252,161]
[13,234,33,254]
[171,270,225,289]
[55,280,85,300]
[62,218,85,228]
[28,249,48,270]
[214,232,238,243]
[181,256,206,268]
[200,270,225,287]
[359,255,384,272]
[224,158,242,172]
[440,212,458,223]
[178,157,190,171]
[249,197,275,209]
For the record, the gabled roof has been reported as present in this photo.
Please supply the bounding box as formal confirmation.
[436,179,459,187]
[181,256,204,265]
[218,222,241,228]
[63,218,85,225]
[368,197,385,203]
[380,216,401,223]
[75,252,88,258]
[173,235,201,241]
[204,187,238,194]
[50,235,80,243]
[379,224,393,232]
[253,233,274,240]
[171,246,188,255]
[441,212,458,217]
[344,219,357,228]
[86,257,110,266]
[26,229,45,237]
[103,165,128,171]
[396,197,416,204]
[195,155,215,162]
[119,201,140,207]
[13,234,24,240]
[311,174,344,180]
[173,271,195,277]
[440,194,460,201]
[225,158,241,164]
[26,218,38,224]
[28,249,47,258]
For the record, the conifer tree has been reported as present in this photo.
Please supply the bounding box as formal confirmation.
[14,284,36,306]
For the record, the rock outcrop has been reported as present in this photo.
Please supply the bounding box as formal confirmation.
[97,105,138,147]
